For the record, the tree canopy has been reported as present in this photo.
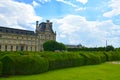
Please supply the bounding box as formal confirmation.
[43,40,66,51]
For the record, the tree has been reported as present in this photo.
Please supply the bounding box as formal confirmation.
[106,45,114,51]
[43,40,66,51]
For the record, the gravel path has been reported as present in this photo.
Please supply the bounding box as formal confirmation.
[108,61,120,64]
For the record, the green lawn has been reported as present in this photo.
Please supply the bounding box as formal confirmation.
[0,62,120,80]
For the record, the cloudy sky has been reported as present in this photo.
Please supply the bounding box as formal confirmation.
[0,0,120,47]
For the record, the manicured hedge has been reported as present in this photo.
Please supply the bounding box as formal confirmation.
[103,51,120,61]
[0,51,120,76]
[0,55,49,75]
[1,55,15,75]
[14,55,49,75]
[79,52,107,65]
[41,52,85,70]
[0,61,2,76]
[96,52,106,63]
[79,52,99,65]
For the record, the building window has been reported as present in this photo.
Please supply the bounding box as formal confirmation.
[11,46,13,51]
[5,45,7,51]
[0,45,1,49]
[20,46,24,51]
[16,46,18,51]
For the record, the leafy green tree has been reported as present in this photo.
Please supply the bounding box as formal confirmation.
[106,45,114,51]
[43,40,66,51]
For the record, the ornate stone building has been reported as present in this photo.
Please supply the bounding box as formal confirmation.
[0,20,56,51]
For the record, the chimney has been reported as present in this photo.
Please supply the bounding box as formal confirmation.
[46,20,50,23]
[36,21,39,27]
[36,21,39,33]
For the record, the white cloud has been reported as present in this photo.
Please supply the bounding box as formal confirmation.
[76,0,88,4]
[56,0,86,12]
[39,0,51,3]
[0,0,42,30]
[75,7,86,11]
[56,0,78,8]
[103,0,120,17]
[52,14,120,47]
[32,0,39,7]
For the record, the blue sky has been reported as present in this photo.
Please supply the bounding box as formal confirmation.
[0,0,120,47]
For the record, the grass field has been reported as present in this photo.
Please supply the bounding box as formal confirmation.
[0,62,120,80]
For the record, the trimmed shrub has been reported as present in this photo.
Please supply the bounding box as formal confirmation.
[0,51,120,76]
[103,52,114,61]
[14,55,49,75]
[104,51,120,61]
[0,61,2,76]
[0,55,49,75]
[111,51,120,61]
[41,52,85,70]
[97,52,107,63]
[1,55,15,75]
[79,52,103,65]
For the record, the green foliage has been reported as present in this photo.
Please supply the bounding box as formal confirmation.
[43,40,66,51]
[41,52,85,70]
[0,51,20,60]
[0,61,2,76]
[106,45,114,51]
[1,63,120,80]
[0,55,49,75]
[115,47,120,51]
[96,52,107,63]
[79,52,99,65]
[103,51,120,61]
[67,47,106,52]
[0,51,120,76]
[14,55,49,75]
[67,46,114,52]
[1,55,15,75]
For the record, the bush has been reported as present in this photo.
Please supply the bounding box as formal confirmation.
[0,61,2,76]
[43,40,66,51]
[0,51,120,76]
[106,45,114,51]
[104,51,120,61]
[0,55,49,75]
[41,52,85,70]
[96,52,107,63]
[79,52,104,65]
[1,55,15,75]
[14,55,49,75]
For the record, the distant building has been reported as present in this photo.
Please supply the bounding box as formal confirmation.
[0,20,56,51]
[66,44,83,48]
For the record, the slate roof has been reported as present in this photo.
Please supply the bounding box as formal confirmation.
[38,22,55,34]
[0,26,35,36]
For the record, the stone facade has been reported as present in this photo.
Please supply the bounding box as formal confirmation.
[0,20,56,51]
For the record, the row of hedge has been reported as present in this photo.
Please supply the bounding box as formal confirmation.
[0,51,120,76]
[67,45,114,52]
[0,55,48,76]
[41,52,85,70]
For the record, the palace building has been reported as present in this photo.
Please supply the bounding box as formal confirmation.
[0,20,56,51]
